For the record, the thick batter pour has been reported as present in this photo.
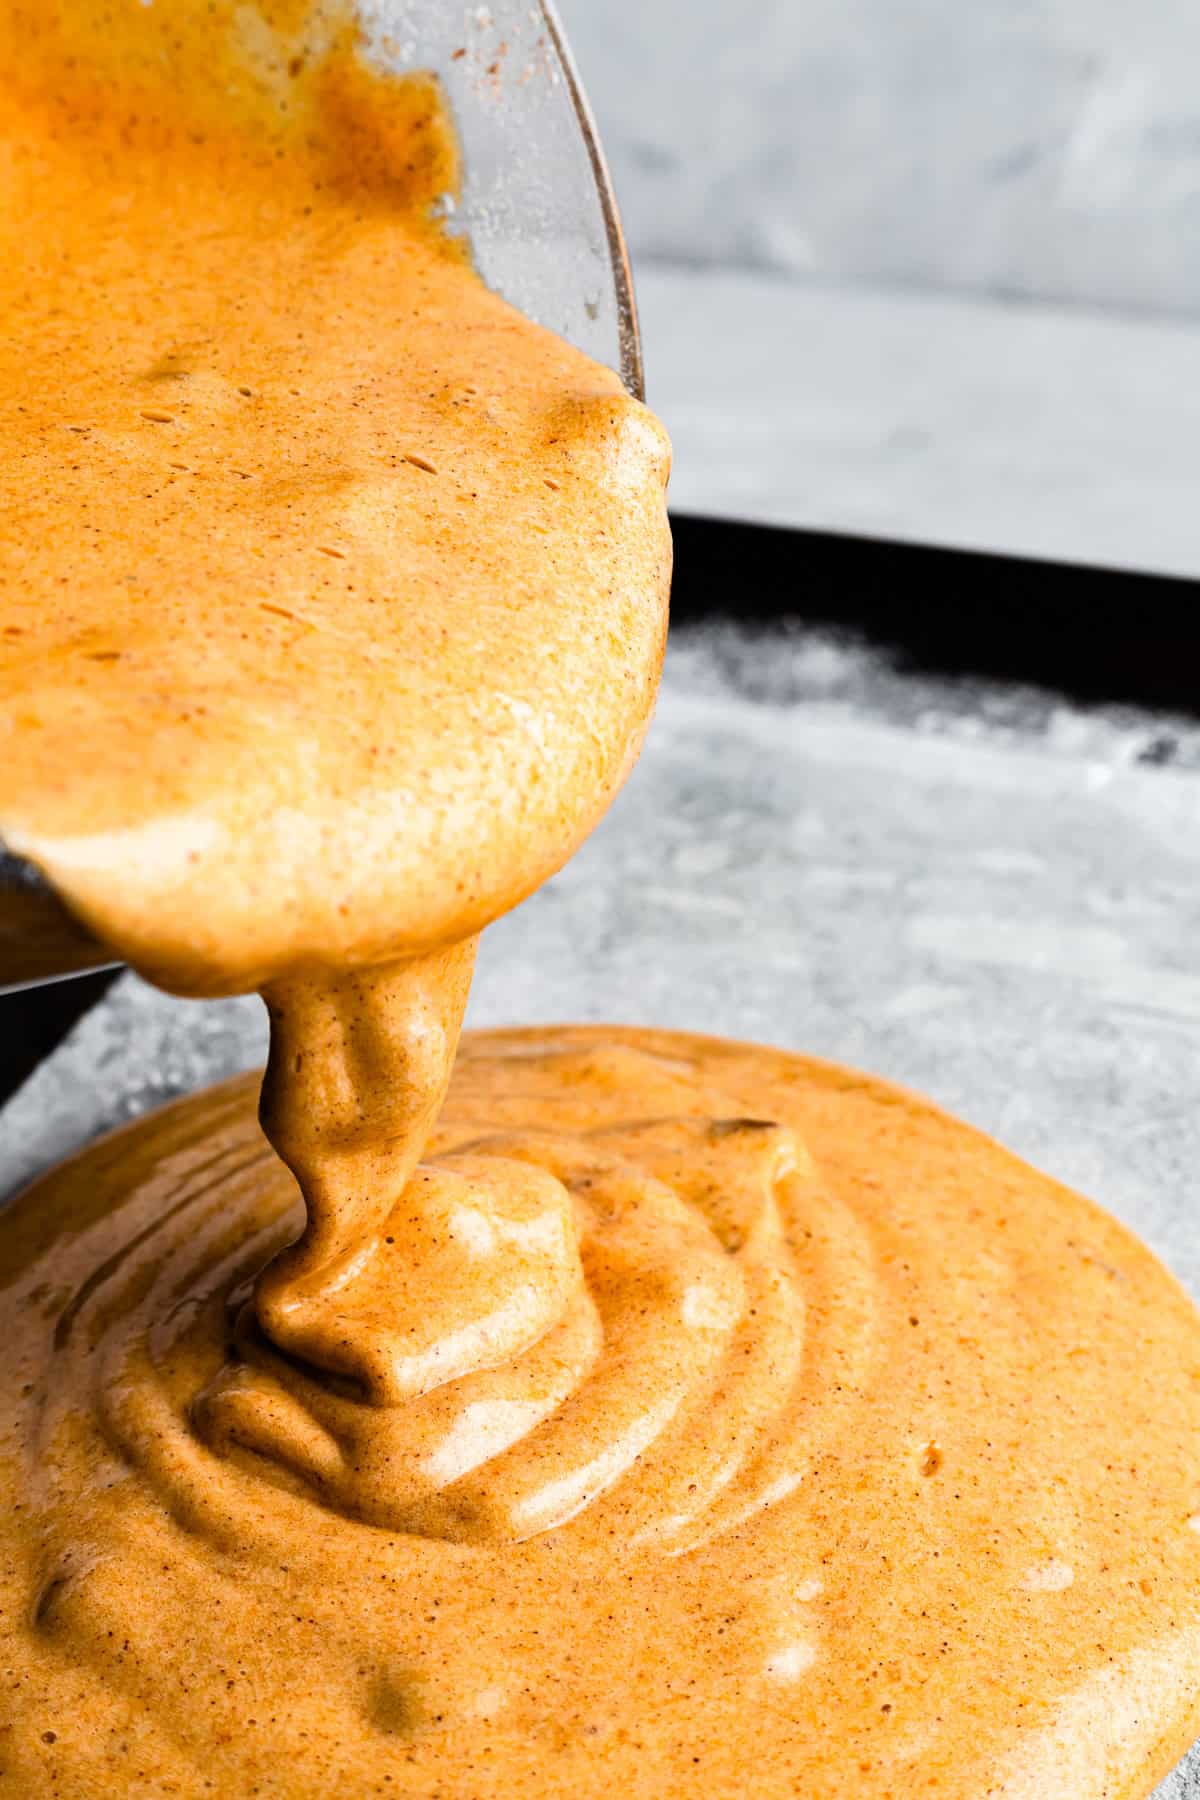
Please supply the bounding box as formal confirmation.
[3,5,1200,1798]
[0,0,670,993]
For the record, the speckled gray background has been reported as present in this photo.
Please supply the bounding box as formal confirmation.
[3,628,1199,1791]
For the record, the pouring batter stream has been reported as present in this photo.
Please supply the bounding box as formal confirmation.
[3,5,1200,1797]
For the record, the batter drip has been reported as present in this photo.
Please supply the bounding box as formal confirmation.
[3,4,1200,1798]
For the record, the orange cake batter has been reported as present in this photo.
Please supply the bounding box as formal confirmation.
[3,4,1200,1797]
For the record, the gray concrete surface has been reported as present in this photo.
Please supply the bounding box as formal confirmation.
[560,0,1200,320]
[3,627,1199,1790]
[558,5,1200,582]
[639,266,1200,579]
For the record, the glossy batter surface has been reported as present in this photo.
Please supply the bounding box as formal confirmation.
[4,1030,1200,1798]
[3,5,1200,1798]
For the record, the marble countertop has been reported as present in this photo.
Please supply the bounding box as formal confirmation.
[639,266,1200,582]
